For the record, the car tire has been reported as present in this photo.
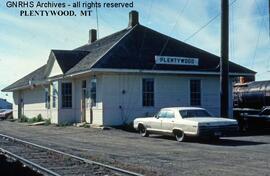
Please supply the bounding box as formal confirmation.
[175,130,185,142]
[242,121,249,132]
[138,124,149,137]
[210,136,220,141]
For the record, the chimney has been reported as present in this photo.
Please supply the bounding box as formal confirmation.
[88,29,97,44]
[128,10,139,27]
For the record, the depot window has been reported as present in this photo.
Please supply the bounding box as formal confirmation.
[52,82,57,108]
[45,88,50,109]
[190,80,201,106]
[142,78,154,107]
[62,82,72,108]
[90,79,97,107]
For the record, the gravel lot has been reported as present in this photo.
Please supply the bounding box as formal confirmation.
[0,121,269,176]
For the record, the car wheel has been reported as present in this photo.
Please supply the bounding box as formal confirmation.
[242,121,249,132]
[239,120,249,132]
[175,130,185,142]
[138,124,149,137]
[210,136,220,141]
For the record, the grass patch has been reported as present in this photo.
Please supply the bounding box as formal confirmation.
[44,119,51,126]
[36,114,43,122]
[18,114,52,125]
[27,114,44,124]
[82,123,90,128]
[18,115,28,123]
[56,122,72,127]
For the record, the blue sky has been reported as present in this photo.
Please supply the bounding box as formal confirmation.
[0,0,269,102]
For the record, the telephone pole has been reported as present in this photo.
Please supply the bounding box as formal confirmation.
[220,0,229,118]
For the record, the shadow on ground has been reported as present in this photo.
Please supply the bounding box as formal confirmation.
[150,135,268,146]
[203,138,268,146]
[237,130,270,137]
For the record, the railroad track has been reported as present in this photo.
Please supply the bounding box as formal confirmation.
[0,133,143,176]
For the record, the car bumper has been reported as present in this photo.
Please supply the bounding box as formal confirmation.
[198,125,239,137]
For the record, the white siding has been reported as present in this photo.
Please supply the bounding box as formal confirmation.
[91,75,103,125]
[12,91,19,119]
[74,78,83,123]
[48,60,63,78]
[20,86,49,119]
[201,77,220,116]
[101,73,234,126]
[10,72,234,126]
[56,75,104,125]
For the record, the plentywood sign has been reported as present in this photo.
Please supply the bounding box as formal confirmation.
[155,56,199,66]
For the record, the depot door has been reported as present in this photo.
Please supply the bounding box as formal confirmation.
[81,80,86,122]
[18,92,24,119]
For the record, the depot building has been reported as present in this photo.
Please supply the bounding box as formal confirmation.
[2,11,255,126]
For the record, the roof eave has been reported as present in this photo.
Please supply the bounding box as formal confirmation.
[65,68,256,77]
[2,85,32,92]
[2,80,50,92]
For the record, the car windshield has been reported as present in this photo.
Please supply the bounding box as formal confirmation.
[180,109,212,118]
[260,109,270,115]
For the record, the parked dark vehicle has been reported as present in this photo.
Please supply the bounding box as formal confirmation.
[233,80,270,131]
[233,81,270,109]
[0,109,13,120]
[237,108,270,131]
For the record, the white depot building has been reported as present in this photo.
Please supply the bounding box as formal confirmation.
[2,11,255,126]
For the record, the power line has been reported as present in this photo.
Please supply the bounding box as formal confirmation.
[254,0,269,35]
[251,15,263,69]
[250,0,267,69]
[184,14,219,42]
[159,0,190,55]
[184,0,238,42]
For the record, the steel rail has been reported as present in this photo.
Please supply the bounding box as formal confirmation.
[0,147,61,176]
[0,133,144,176]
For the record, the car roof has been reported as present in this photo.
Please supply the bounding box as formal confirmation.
[161,107,205,111]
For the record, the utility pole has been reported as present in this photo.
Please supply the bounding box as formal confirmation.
[220,0,229,118]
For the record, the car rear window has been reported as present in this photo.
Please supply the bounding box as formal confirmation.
[180,110,212,118]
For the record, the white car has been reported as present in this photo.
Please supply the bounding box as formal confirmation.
[0,109,13,120]
[133,107,238,142]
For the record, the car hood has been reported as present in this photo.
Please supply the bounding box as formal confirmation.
[186,117,237,126]
[134,117,153,122]
[0,110,12,114]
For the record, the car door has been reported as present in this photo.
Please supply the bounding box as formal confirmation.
[148,110,164,131]
[161,110,175,132]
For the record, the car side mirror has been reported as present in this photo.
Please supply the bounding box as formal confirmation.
[154,115,159,119]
